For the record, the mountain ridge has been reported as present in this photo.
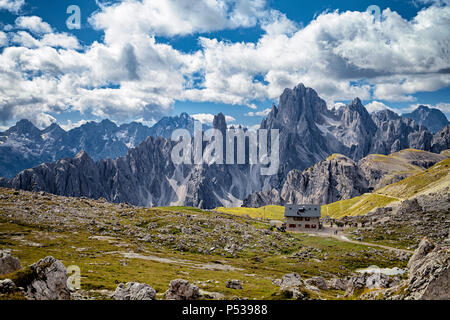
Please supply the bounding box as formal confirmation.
[2,83,450,209]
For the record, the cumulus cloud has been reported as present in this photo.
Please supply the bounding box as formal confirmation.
[192,113,236,124]
[245,108,271,117]
[60,119,89,131]
[0,3,449,126]
[15,16,52,34]
[0,0,24,13]
[365,101,395,113]
[90,0,268,41]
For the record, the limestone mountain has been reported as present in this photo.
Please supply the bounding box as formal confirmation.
[403,105,449,134]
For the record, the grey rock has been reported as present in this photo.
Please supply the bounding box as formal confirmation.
[26,256,70,300]
[164,279,200,300]
[327,278,348,291]
[406,239,449,300]
[431,125,450,153]
[0,250,22,276]
[226,279,243,290]
[0,114,206,179]
[345,272,394,295]
[281,154,369,205]
[112,282,156,300]
[305,276,328,290]
[273,273,304,290]
[0,279,17,294]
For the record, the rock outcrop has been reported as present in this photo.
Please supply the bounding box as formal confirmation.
[281,154,369,205]
[0,279,17,294]
[25,256,71,300]
[164,279,200,300]
[363,238,449,300]
[226,280,243,290]
[431,125,450,153]
[112,282,156,300]
[0,250,22,276]
[405,238,449,300]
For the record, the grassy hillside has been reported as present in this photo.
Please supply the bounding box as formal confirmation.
[322,194,399,219]
[0,188,407,300]
[324,158,450,218]
[377,158,450,199]
[215,205,285,220]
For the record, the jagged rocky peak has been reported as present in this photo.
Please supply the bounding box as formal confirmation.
[371,109,401,123]
[275,83,328,125]
[6,119,41,136]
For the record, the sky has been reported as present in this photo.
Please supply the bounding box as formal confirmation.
[0,0,449,131]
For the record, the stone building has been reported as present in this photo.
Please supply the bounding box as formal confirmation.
[284,204,321,231]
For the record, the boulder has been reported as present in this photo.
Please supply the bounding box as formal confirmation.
[0,279,17,294]
[112,282,156,300]
[26,256,70,300]
[164,279,200,300]
[327,278,348,291]
[345,272,394,296]
[408,238,435,273]
[0,250,22,276]
[273,273,304,290]
[226,280,243,290]
[305,276,328,290]
[397,199,423,215]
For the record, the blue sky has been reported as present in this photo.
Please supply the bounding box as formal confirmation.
[0,0,449,130]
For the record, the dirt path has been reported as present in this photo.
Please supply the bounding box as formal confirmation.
[332,234,413,254]
[308,227,413,254]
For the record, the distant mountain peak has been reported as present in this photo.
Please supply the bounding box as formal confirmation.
[7,119,41,136]
[403,105,449,133]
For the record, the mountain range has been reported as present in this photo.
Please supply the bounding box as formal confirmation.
[1,83,449,208]
[0,113,207,178]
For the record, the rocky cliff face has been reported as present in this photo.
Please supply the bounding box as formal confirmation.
[5,115,265,208]
[281,154,369,205]
[431,125,450,153]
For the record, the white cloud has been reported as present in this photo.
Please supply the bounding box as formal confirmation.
[0,4,449,127]
[60,119,89,131]
[245,108,271,117]
[192,113,236,124]
[15,16,52,34]
[434,102,450,114]
[90,0,268,41]
[365,101,395,113]
[0,0,24,13]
